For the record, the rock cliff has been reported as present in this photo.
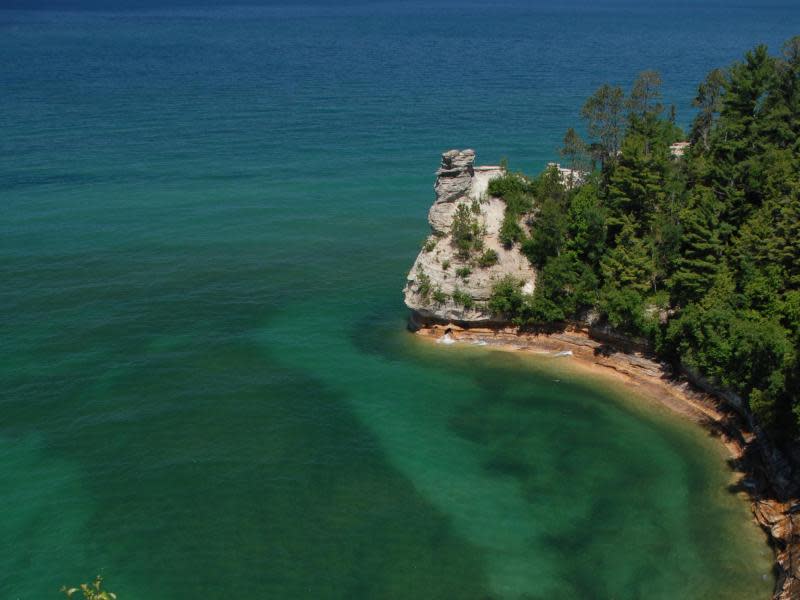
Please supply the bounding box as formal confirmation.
[404,149,536,322]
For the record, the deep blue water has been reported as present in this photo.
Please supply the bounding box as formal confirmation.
[1,2,795,598]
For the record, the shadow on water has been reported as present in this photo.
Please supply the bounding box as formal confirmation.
[346,316,774,599]
[3,340,493,599]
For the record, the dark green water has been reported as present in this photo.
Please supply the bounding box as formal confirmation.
[2,2,793,598]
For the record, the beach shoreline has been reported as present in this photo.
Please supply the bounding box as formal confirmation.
[410,317,800,600]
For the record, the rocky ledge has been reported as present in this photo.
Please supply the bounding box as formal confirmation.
[403,149,536,322]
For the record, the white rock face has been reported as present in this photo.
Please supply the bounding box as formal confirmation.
[404,149,537,323]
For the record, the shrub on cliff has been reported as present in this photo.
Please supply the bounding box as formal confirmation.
[489,276,525,318]
[456,266,472,280]
[487,172,535,199]
[416,267,432,300]
[452,287,475,309]
[477,249,499,268]
[451,203,483,259]
[499,212,524,248]
[489,172,536,249]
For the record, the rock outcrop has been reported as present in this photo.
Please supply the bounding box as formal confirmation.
[404,149,536,323]
[755,499,800,599]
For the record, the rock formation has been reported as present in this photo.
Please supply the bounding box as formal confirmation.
[404,149,536,323]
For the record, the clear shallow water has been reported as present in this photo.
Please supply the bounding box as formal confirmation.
[1,1,794,598]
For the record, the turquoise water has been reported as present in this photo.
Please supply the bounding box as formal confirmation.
[1,2,795,598]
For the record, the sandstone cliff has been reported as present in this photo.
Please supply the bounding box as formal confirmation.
[404,149,536,322]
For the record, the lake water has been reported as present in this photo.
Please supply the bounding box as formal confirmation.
[2,1,795,598]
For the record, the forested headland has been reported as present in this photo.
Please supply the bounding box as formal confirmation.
[487,37,800,443]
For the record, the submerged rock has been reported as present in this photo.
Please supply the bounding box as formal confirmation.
[404,149,536,323]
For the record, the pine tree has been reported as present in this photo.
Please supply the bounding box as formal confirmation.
[605,132,668,231]
[707,45,775,231]
[560,127,588,173]
[668,188,722,307]
[627,70,664,131]
[690,68,727,151]
[757,36,800,152]
[581,84,626,168]
[600,215,654,295]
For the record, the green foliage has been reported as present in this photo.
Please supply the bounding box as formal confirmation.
[526,253,595,323]
[422,237,437,253]
[581,83,626,167]
[487,172,535,199]
[565,182,606,262]
[61,576,117,600]
[489,172,536,248]
[477,248,499,268]
[489,276,525,318]
[690,68,728,151]
[489,37,800,439]
[416,267,431,300]
[432,287,448,305]
[599,285,646,334]
[499,212,524,248]
[451,288,475,309]
[451,203,483,259]
[560,127,589,172]
[627,70,664,122]
[522,198,568,268]
[456,266,472,280]
[600,215,654,295]
[669,188,721,306]
[441,259,450,270]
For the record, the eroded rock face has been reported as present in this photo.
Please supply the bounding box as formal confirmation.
[754,499,800,600]
[404,149,536,323]
[428,149,476,234]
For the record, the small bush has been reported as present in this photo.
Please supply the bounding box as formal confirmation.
[452,288,475,309]
[487,172,535,199]
[451,203,483,259]
[422,238,437,253]
[416,267,432,300]
[432,287,448,304]
[442,260,450,270]
[489,276,525,317]
[499,213,524,248]
[478,249,499,268]
[456,266,472,279]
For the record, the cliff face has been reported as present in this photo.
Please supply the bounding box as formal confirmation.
[404,149,536,322]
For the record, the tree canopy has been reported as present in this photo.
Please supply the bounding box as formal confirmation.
[490,36,800,442]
